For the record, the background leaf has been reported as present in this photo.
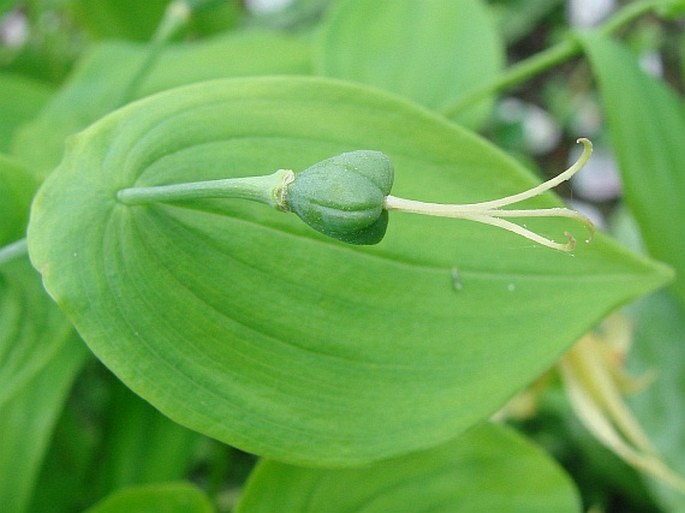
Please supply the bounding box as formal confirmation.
[0,332,87,513]
[0,73,53,153]
[0,156,72,409]
[626,291,685,512]
[83,482,214,513]
[26,361,211,513]
[0,0,18,16]
[0,155,37,246]
[236,422,580,513]
[67,0,171,41]
[0,149,88,513]
[28,76,670,466]
[0,255,77,409]
[90,376,204,498]
[12,29,311,175]
[316,0,504,127]
[580,33,685,307]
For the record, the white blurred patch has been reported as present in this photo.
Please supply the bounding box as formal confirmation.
[570,98,603,136]
[569,199,606,230]
[245,0,294,14]
[639,51,664,78]
[567,0,616,28]
[569,145,622,202]
[0,9,29,47]
[498,98,562,155]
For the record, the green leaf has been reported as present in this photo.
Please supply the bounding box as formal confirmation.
[0,73,53,153]
[68,0,170,41]
[0,151,88,513]
[316,0,504,127]
[26,362,204,513]
[27,370,101,513]
[91,377,204,498]
[0,155,37,247]
[626,291,685,512]
[28,77,670,466]
[83,482,214,513]
[0,328,87,513]
[12,29,311,175]
[1,154,63,410]
[0,0,19,15]
[0,255,78,408]
[580,33,685,307]
[236,422,581,513]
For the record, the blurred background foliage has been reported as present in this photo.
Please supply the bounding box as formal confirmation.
[1,1,684,512]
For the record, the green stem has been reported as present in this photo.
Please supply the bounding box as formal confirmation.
[116,0,192,105]
[440,0,663,118]
[0,238,28,266]
[117,169,294,209]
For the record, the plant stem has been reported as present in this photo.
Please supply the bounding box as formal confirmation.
[440,0,663,118]
[116,0,192,105]
[0,238,28,267]
[117,169,294,209]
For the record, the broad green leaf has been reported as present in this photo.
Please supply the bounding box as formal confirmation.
[581,33,685,307]
[0,73,53,153]
[12,29,311,176]
[316,0,504,127]
[237,422,580,513]
[28,77,670,466]
[626,291,685,512]
[0,331,87,513]
[83,482,214,513]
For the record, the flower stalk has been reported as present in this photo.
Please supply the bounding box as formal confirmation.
[117,139,594,251]
[384,138,595,251]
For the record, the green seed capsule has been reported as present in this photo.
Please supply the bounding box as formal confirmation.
[284,150,394,245]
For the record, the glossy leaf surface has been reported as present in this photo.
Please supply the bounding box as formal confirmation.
[581,33,685,307]
[316,0,504,127]
[236,422,580,513]
[29,77,670,465]
[83,482,214,513]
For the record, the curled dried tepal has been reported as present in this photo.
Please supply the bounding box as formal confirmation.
[117,139,595,251]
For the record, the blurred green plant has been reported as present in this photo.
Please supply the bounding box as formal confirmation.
[1,0,684,512]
